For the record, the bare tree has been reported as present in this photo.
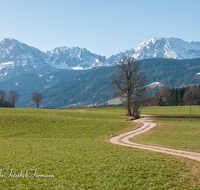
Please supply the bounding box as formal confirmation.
[9,90,19,108]
[110,56,147,117]
[0,90,7,107]
[183,86,200,121]
[159,85,171,105]
[156,85,171,106]
[32,92,42,108]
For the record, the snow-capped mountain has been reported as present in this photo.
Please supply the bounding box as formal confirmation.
[45,46,107,70]
[1,37,200,82]
[106,48,135,63]
[129,37,200,60]
[0,38,54,81]
[0,38,111,81]
[107,38,200,64]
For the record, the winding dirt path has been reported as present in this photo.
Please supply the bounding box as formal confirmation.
[110,115,200,162]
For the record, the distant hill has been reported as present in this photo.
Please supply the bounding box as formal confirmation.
[1,69,89,102]
[17,58,200,108]
[140,58,200,87]
[17,66,116,108]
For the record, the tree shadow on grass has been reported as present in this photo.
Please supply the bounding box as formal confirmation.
[153,115,200,121]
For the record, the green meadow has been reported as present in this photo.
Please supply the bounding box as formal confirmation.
[0,107,200,189]
[134,106,200,152]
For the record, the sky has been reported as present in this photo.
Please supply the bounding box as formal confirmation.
[0,0,200,58]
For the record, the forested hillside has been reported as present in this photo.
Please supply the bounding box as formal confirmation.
[17,58,200,108]
[140,58,200,88]
[17,66,116,108]
[0,69,89,102]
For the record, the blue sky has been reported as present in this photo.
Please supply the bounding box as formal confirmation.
[0,0,200,58]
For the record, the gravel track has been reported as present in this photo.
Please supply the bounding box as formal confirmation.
[110,115,200,162]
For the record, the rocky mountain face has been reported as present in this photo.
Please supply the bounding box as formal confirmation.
[0,38,111,81]
[130,38,200,60]
[0,38,54,81]
[107,38,200,63]
[45,47,108,70]
[1,37,200,82]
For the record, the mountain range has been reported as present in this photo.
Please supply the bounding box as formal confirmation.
[1,37,200,108]
[1,37,200,81]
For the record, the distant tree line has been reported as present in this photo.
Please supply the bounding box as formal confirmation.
[0,90,43,108]
[0,90,19,108]
[148,85,200,106]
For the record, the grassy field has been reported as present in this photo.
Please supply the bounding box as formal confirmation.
[0,107,200,189]
[134,106,200,152]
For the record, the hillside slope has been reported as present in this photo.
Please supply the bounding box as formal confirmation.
[1,69,89,102]
[18,66,116,108]
[17,58,200,108]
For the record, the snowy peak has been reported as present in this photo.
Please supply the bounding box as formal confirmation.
[1,38,22,48]
[0,38,47,67]
[106,37,200,64]
[45,46,107,69]
[0,38,110,72]
[0,38,53,81]
[0,38,112,81]
[132,37,200,60]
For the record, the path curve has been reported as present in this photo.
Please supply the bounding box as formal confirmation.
[110,115,200,162]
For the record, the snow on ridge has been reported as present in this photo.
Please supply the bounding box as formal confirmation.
[44,46,107,70]
[127,37,200,60]
[73,66,84,70]
[147,82,161,89]
[1,37,200,73]
[0,61,15,70]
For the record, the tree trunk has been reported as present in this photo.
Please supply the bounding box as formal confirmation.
[127,95,132,116]
[37,103,39,109]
